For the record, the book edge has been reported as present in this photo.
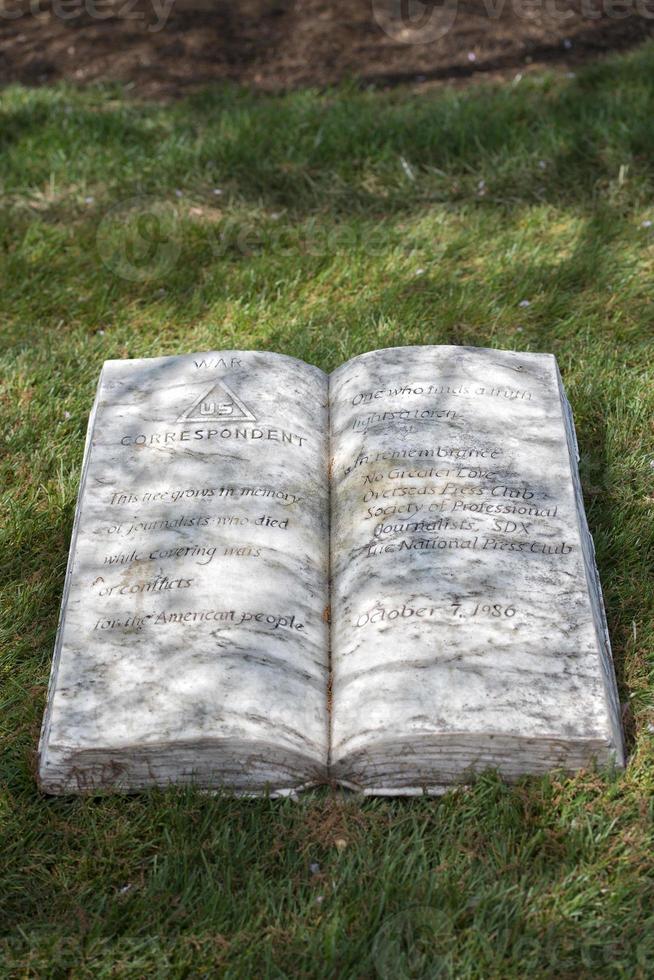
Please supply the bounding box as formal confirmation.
[553,359,626,768]
[37,366,106,788]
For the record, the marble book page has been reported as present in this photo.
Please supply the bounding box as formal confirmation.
[38,351,330,794]
[329,345,625,794]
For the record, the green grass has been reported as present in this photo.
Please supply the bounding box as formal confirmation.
[2,43,654,977]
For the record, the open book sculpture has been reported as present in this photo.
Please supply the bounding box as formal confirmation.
[38,345,625,795]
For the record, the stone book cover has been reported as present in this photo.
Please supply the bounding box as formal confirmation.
[37,345,625,796]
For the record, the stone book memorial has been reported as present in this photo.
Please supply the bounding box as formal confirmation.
[38,346,625,795]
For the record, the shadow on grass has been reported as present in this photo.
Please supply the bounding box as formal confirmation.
[1,44,654,209]
[0,773,647,974]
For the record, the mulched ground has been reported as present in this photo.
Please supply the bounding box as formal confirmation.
[1,0,653,97]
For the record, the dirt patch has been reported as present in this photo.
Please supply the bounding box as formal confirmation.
[0,0,653,97]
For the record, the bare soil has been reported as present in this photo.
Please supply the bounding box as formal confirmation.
[1,0,653,98]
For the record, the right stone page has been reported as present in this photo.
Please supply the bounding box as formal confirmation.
[328,345,625,794]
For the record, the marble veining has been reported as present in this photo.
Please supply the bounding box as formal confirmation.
[39,351,330,793]
[329,346,624,792]
[38,345,625,795]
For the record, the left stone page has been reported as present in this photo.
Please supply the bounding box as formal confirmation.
[38,351,330,794]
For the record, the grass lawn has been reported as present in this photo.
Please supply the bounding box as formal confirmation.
[2,43,654,978]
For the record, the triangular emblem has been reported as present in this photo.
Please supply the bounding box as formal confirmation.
[177,380,256,423]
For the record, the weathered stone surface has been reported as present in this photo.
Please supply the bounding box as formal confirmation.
[38,350,330,794]
[329,345,624,793]
[39,344,624,796]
